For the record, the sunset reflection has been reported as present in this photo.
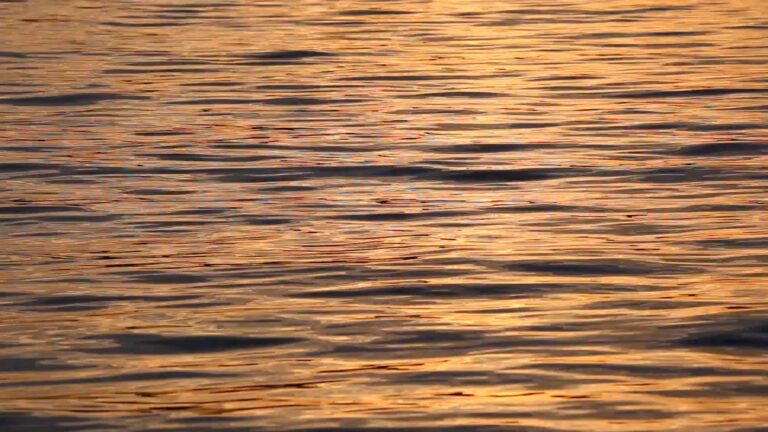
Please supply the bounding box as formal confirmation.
[0,0,767,430]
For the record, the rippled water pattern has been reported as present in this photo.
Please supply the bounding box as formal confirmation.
[1,0,767,430]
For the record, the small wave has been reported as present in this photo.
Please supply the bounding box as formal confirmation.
[0,92,149,106]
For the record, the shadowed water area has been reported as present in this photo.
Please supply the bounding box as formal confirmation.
[1,0,767,430]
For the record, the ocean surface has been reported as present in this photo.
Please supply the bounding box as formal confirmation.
[1,0,767,431]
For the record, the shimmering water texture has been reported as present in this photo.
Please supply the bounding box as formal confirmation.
[1,0,767,431]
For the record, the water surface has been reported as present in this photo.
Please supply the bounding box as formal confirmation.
[1,0,767,430]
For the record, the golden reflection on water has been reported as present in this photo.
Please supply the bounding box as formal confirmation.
[0,0,767,430]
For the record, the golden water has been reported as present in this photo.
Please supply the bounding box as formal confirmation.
[1,0,767,430]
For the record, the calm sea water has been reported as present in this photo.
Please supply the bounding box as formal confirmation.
[1,0,767,431]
